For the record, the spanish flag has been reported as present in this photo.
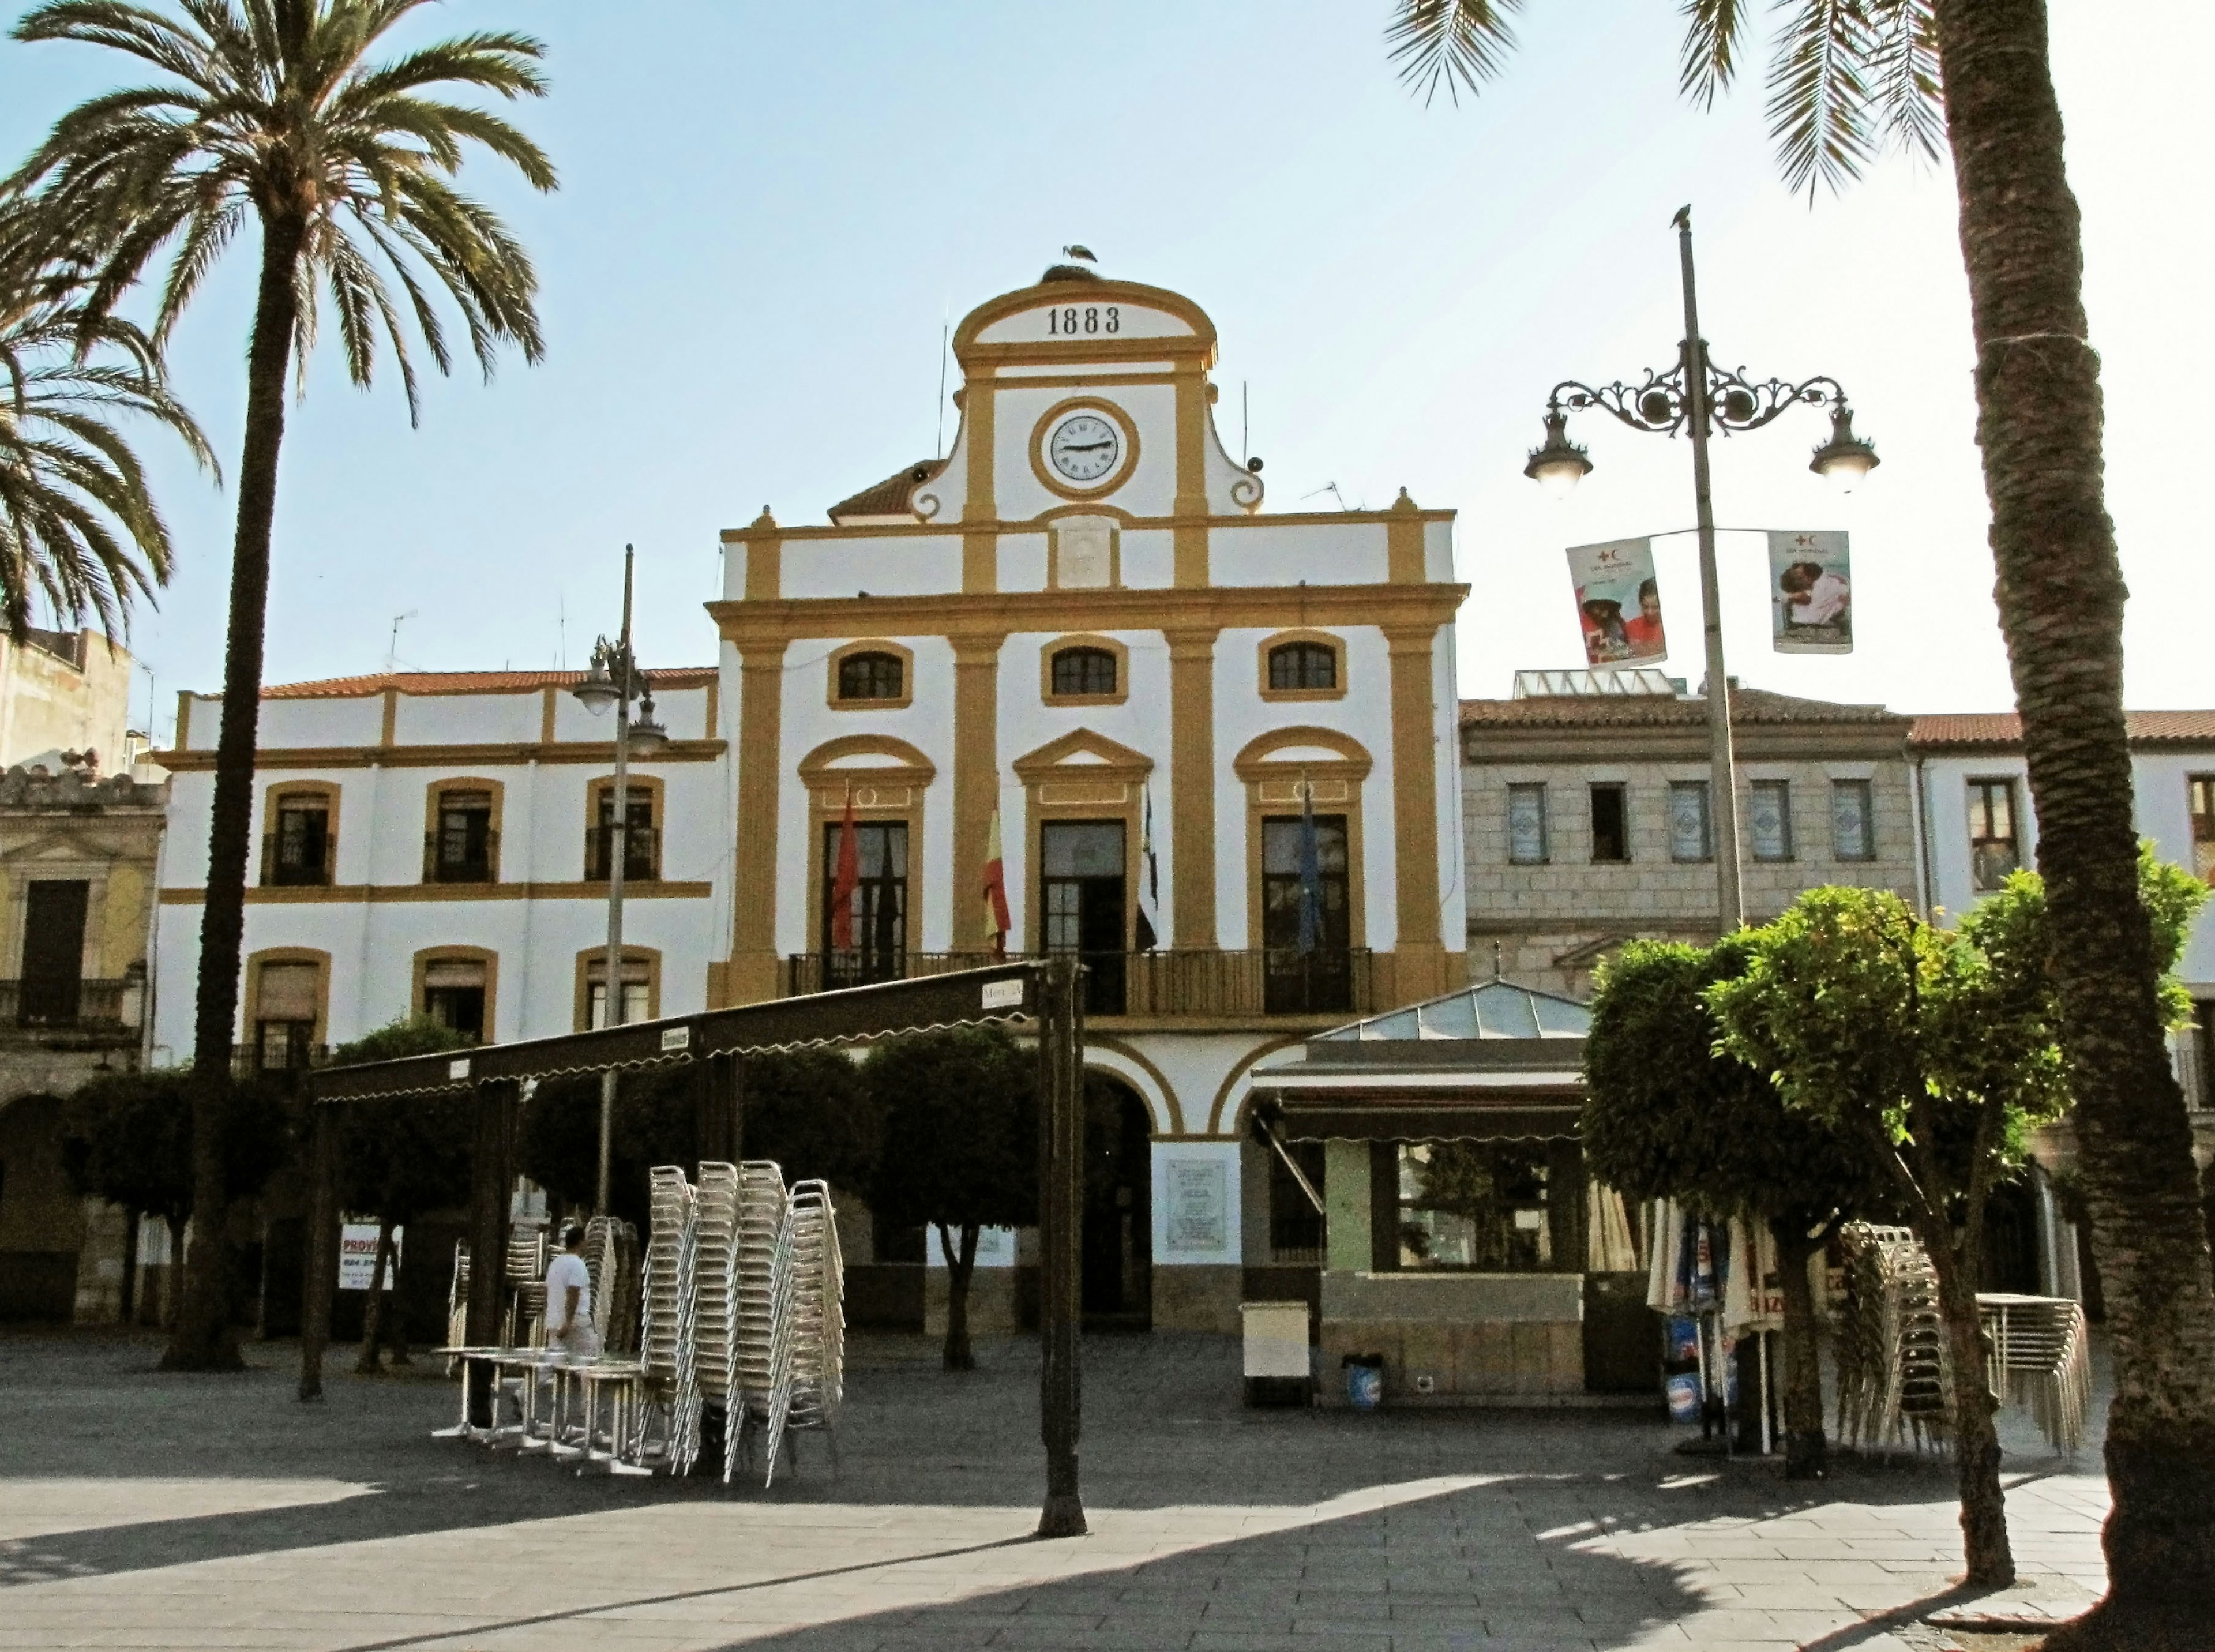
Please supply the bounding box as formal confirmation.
[982,804,1012,956]
[829,788,859,950]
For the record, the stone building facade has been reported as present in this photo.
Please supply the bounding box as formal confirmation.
[1460,670,1919,996]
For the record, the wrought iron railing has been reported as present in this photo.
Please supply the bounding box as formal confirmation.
[260,831,335,887]
[423,828,498,884]
[2,978,138,1032]
[779,948,1374,1018]
[584,823,660,882]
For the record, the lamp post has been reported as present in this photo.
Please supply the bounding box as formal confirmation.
[572,545,669,1213]
[1524,205,1879,933]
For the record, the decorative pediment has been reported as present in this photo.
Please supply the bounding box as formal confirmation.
[1012,729,1155,786]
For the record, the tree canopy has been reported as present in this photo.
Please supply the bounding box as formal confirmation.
[866,1028,1037,1239]
[62,1067,290,1230]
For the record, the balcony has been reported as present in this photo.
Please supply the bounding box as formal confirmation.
[423,828,498,885]
[584,823,660,883]
[780,948,1376,1019]
[2,978,141,1042]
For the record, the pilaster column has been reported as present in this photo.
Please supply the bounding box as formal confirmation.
[1384,622,1446,1000]
[962,380,998,593]
[1165,626,1218,948]
[724,642,786,1005]
[951,632,1005,951]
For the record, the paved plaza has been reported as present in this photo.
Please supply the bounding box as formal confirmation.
[0,1328,2110,1652]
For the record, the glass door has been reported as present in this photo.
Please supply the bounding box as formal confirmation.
[1041,820,1126,1015]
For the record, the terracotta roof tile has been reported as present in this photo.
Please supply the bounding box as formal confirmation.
[1909,711,2215,748]
[264,667,717,699]
[828,459,944,523]
[1461,686,1906,730]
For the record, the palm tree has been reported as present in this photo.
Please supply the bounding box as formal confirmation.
[5,0,555,1373]
[0,227,210,640]
[1383,0,2213,1638]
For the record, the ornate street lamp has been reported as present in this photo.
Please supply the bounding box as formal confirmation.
[1527,205,1879,932]
[572,544,658,1213]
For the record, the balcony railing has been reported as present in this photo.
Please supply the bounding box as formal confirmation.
[3,978,140,1034]
[585,824,660,883]
[260,832,335,887]
[780,948,1375,1018]
[423,828,498,884]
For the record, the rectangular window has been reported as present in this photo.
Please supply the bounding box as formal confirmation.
[254,960,319,1069]
[1041,819,1126,1015]
[1749,779,1794,862]
[1668,781,1712,863]
[1589,784,1629,863]
[18,879,89,1025]
[422,958,487,1042]
[430,790,494,883]
[1261,814,1353,1013]
[820,820,909,988]
[1506,783,1549,865]
[1831,779,1876,862]
[585,969,652,1030]
[2190,776,2214,885]
[1396,1141,1568,1273]
[1969,778,2021,891]
[591,786,656,881]
[271,798,331,886]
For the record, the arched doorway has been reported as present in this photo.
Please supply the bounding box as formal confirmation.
[1082,1074,1151,1328]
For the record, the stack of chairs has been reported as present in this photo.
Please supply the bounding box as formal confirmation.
[785,1180,846,1439]
[1979,1293,2092,1456]
[504,1223,549,1347]
[639,1167,700,1474]
[1835,1223,1951,1456]
[582,1215,640,1357]
[446,1242,471,1369]
[725,1161,789,1484]
[692,1164,742,1454]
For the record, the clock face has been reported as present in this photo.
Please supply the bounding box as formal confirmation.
[1048,414,1121,483]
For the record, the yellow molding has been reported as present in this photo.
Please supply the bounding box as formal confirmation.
[951,277,1218,363]
[949,638,1000,951]
[711,583,1467,645]
[162,879,715,906]
[1026,395,1142,502]
[153,739,727,772]
[718,507,1456,544]
[1255,629,1350,704]
[1038,634,1131,707]
[1087,1032,1187,1134]
[1166,627,1217,948]
[824,639,917,711]
[1386,625,1443,951]
[380,688,398,746]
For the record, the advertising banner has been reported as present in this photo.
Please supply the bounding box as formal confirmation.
[1768,531,1853,654]
[338,1222,401,1290]
[1566,538,1666,666]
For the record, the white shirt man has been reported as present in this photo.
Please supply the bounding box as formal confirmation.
[543,1223,599,1359]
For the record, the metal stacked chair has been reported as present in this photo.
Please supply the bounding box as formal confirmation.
[504,1223,549,1347]
[1835,1222,1950,1456]
[758,1186,801,1487]
[445,1241,471,1372]
[724,1161,788,1484]
[692,1163,742,1454]
[638,1166,700,1473]
[1979,1292,2092,1456]
[784,1180,845,1438]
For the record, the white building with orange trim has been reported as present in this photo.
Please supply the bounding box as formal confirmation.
[147,264,1470,1333]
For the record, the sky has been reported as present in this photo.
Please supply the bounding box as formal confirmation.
[2,1,2208,744]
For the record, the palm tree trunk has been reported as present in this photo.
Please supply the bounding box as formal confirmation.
[164,212,307,1373]
[1773,1219,1827,1481]
[1929,3,2215,1638]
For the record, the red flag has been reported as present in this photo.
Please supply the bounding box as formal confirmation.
[829,790,859,949]
[982,805,1011,956]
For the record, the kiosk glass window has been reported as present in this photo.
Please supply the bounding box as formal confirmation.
[1397,1141,1556,1272]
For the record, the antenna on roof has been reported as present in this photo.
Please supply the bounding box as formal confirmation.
[386,610,417,672]
[935,303,950,460]
[1301,482,1351,511]
[1241,381,1249,466]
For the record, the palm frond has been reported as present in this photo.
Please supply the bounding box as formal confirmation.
[1766,0,1878,200]
[1386,0,1522,107]
[1867,0,1943,166]
[1677,0,1750,109]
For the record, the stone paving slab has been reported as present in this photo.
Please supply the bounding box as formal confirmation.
[0,1327,2112,1651]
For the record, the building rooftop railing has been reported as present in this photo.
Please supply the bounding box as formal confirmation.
[780,947,1376,1019]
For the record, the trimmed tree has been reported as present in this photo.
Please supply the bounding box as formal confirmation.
[329,1017,472,1371]
[1583,937,1891,1479]
[865,1028,1037,1371]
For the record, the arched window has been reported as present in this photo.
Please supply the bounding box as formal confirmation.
[1050,647,1117,698]
[836,651,904,701]
[1268,641,1338,693]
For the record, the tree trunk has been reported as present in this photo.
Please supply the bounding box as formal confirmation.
[1931,3,2215,1637]
[162,1216,183,1330]
[118,1206,140,1326]
[356,1221,395,1374]
[1929,1231,2015,1587]
[1773,1218,1827,1480]
[940,1221,978,1372]
[164,211,307,1373]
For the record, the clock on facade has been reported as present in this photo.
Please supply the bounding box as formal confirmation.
[1048,412,1122,483]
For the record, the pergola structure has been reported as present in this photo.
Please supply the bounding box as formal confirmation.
[302,958,1088,1537]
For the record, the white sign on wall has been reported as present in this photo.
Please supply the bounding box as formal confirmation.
[1163,1159,1228,1255]
[932,1225,1017,1269]
[338,1222,401,1291]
